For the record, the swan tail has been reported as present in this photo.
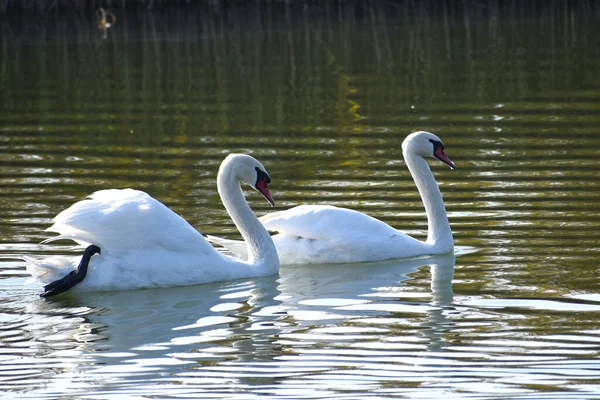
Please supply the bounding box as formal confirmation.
[206,235,249,260]
[22,255,78,285]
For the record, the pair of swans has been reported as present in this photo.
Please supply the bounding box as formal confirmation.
[24,131,456,296]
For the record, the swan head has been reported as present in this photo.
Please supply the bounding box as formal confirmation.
[402,131,455,170]
[220,154,275,206]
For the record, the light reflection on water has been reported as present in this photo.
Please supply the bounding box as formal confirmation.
[4,249,600,398]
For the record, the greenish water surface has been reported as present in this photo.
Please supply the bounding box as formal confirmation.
[1,3,600,399]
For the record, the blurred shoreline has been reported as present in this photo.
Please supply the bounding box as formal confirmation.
[1,0,598,131]
[0,0,597,18]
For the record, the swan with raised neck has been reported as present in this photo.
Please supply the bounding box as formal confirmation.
[402,131,454,252]
[217,154,278,269]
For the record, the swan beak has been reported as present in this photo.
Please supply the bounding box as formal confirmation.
[434,148,456,170]
[255,179,275,207]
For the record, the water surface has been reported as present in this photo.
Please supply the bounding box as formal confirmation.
[1,3,600,399]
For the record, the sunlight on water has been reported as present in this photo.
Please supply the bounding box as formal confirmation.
[1,2,600,399]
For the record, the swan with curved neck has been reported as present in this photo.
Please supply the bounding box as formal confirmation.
[24,154,279,296]
[208,131,455,265]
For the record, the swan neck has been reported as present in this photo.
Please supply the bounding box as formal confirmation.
[217,167,278,270]
[404,151,453,250]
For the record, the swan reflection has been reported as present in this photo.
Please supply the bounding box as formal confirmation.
[16,252,457,393]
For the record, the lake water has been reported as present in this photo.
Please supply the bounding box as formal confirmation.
[1,3,600,399]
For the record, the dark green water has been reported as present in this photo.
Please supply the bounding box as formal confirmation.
[1,3,600,398]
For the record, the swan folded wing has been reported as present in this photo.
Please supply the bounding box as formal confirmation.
[259,204,399,242]
[44,189,214,255]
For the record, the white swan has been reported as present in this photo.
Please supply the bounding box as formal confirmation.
[208,131,455,265]
[24,154,279,296]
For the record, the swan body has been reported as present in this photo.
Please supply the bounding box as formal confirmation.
[24,154,279,293]
[208,131,455,265]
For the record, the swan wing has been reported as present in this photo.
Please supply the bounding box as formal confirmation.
[258,205,421,264]
[259,204,399,241]
[44,189,215,256]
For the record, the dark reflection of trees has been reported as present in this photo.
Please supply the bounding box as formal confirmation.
[0,2,596,138]
[1,1,597,136]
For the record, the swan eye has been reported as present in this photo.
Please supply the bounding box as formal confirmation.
[428,138,444,154]
[255,167,271,184]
